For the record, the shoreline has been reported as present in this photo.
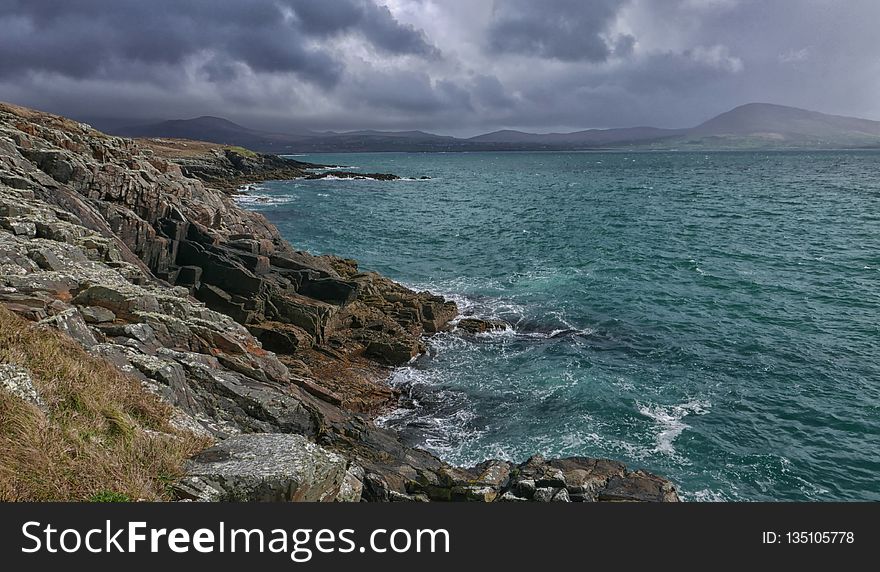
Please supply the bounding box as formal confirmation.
[0,101,679,502]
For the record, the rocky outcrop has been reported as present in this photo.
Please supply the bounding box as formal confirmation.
[456,317,510,334]
[304,171,399,181]
[135,138,317,192]
[174,434,353,502]
[0,101,679,502]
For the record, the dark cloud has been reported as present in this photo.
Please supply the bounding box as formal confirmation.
[0,0,879,134]
[345,69,470,113]
[486,0,628,62]
[0,0,435,87]
[288,0,437,56]
[469,75,516,109]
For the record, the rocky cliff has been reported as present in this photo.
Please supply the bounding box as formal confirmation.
[0,102,679,502]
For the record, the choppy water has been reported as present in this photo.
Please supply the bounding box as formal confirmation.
[239,151,880,501]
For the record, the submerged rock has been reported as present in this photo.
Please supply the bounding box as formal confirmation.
[304,171,400,181]
[456,317,510,334]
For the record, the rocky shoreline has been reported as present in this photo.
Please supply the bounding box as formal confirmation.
[0,101,678,502]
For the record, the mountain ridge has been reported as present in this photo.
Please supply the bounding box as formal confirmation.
[102,103,880,152]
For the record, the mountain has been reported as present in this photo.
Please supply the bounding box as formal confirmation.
[105,103,880,152]
[678,103,880,147]
[116,116,311,152]
[469,126,685,145]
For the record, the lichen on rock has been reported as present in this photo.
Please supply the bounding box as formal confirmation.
[0,363,46,412]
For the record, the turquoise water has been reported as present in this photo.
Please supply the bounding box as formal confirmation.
[239,151,880,501]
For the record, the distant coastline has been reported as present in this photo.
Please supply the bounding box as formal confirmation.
[91,102,880,153]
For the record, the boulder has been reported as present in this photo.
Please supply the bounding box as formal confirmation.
[38,308,98,347]
[548,457,626,499]
[174,433,349,502]
[28,248,65,271]
[72,285,160,320]
[79,305,116,324]
[598,470,680,502]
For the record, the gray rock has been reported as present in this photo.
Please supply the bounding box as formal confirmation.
[514,478,536,499]
[174,433,348,502]
[28,248,65,271]
[451,485,498,502]
[335,464,365,502]
[0,218,36,237]
[551,488,571,502]
[0,364,46,412]
[79,305,116,324]
[38,308,98,347]
[598,470,680,502]
[468,459,512,488]
[72,285,160,320]
[497,491,528,502]
[550,457,626,499]
[533,487,556,502]
[388,491,430,502]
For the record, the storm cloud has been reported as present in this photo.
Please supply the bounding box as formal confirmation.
[486,0,631,62]
[0,0,434,87]
[0,0,878,134]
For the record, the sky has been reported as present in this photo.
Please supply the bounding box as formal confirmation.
[0,0,878,136]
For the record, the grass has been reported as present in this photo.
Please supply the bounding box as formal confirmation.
[225,145,259,158]
[0,306,210,501]
[89,491,133,503]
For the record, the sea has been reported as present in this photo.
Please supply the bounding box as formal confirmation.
[236,150,880,501]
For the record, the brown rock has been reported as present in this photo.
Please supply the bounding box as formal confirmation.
[457,317,510,334]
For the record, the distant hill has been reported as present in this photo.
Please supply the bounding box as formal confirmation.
[676,103,880,148]
[116,116,311,152]
[469,126,685,145]
[104,103,880,152]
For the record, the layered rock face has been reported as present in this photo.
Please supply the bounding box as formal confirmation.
[0,102,678,502]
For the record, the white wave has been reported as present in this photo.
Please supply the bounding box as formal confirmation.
[685,488,731,502]
[376,364,485,459]
[232,193,294,206]
[638,399,710,455]
[403,277,600,344]
[305,166,359,171]
[310,174,364,181]
[303,174,430,182]
[236,183,268,193]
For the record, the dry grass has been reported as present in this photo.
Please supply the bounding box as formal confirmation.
[0,306,210,501]
[136,137,240,159]
[0,100,108,138]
